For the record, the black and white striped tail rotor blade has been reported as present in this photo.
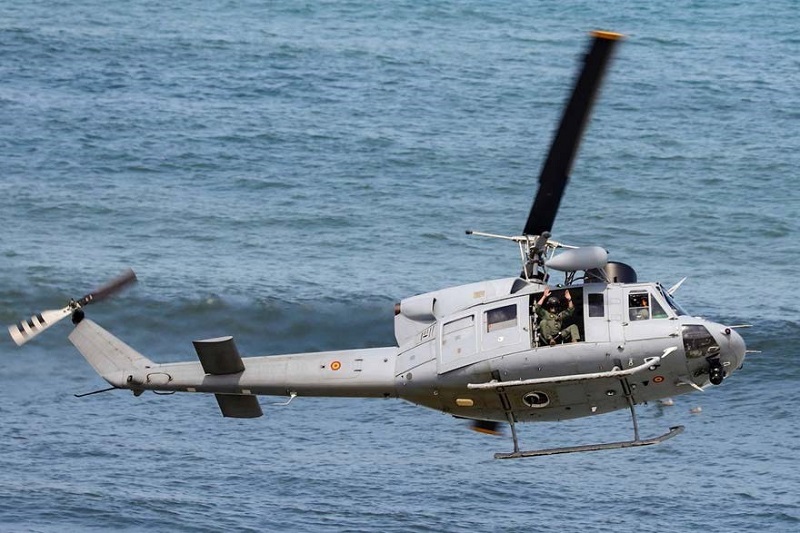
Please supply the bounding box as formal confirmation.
[8,268,137,346]
[9,306,73,346]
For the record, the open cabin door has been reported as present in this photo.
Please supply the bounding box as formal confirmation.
[438,296,529,374]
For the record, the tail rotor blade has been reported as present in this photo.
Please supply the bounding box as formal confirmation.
[79,268,137,306]
[8,306,72,346]
[522,30,623,237]
[8,268,137,346]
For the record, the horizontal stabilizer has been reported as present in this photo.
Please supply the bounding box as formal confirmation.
[193,336,245,375]
[215,394,263,418]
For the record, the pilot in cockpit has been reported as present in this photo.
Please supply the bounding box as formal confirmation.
[629,294,650,321]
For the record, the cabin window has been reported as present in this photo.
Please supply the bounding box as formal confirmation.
[486,304,517,332]
[588,293,604,317]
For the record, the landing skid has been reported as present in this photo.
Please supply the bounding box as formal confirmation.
[494,375,684,459]
[495,425,684,459]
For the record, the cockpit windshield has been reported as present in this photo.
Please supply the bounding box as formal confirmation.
[659,285,689,316]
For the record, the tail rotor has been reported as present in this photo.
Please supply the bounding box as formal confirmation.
[8,268,137,346]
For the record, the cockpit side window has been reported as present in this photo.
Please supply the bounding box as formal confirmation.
[651,296,668,318]
[629,290,669,321]
[628,292,651,321]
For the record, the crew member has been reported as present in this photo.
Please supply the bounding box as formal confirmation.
[535,287,580,346]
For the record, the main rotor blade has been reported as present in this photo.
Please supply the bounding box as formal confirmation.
[78,268,137,306]
[470,420,503,436]
[522,30,622,237]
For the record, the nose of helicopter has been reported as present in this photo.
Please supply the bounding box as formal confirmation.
[717,323,747,375]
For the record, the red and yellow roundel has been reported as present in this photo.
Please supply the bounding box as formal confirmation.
[653,375,665,383]
[330,360,342,371]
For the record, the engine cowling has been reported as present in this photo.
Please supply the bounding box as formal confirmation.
[545,246,608,272]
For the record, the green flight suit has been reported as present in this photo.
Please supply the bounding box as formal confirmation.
[535,305,580,344]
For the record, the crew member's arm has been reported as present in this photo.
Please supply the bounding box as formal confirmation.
[537,287,551,307]
[563,289,575,317]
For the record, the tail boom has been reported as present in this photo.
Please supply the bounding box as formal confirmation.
[68,319,399,399]
[125,348,399,398]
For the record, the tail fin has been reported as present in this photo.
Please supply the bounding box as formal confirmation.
[68,319,153,382]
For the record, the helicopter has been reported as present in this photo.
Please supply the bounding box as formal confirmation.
[8,30,748,459]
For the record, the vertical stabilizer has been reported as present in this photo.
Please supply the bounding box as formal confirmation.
[68,319,153,381]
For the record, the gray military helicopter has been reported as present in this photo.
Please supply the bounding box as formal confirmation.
[8,31,748,458]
